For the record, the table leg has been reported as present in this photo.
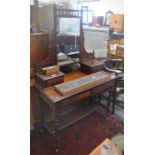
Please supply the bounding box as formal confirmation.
[106,90,112,116]
[112,80,117,114]
[54,118,60,152]
[39,93,45,133]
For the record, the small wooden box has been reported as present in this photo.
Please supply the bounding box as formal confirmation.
[81,59,104,74]
[41,65,60,75]
[35,71,64,88]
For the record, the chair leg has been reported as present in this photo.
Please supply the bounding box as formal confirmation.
[106,91,112,116]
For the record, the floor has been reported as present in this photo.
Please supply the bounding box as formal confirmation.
[101,93,124,122]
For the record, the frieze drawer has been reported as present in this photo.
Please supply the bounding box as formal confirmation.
[61,91,91,107]
[92,80,114,95]
[46,76,64,87]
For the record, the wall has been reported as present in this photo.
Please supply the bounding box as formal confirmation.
[30,0,124,46]
[99,0,124,15]
[71,0,124,15]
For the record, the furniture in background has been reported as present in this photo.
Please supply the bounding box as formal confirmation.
[83,25,109,59]
[110,14,124,33]
[107,39,124,69]
[102,58,124,112]
[104,10,113,26]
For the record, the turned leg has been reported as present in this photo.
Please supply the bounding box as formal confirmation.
[106,90,112,116]
[112,80,117,114]
[39,93,45,133]
[54,119,60,152]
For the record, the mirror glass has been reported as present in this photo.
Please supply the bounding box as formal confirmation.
[56,18,80,62]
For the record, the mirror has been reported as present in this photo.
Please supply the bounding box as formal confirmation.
[56,17,81,63]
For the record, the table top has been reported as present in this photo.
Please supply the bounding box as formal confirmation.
[41,71,115,103]
[35,71,64,80]
[81,59,104,67]
[54,71,111,96]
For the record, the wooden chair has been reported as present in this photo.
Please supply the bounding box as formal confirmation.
[101,58,124,113]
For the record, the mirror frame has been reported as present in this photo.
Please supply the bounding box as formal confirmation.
[52,4,91,66]
[53,5,81,65]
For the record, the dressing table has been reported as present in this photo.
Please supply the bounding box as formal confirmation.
[33,5,117,151]
[37,71,116,151]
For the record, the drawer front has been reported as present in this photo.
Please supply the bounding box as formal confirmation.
[91,66,104,73]
[61,91,91,107]
[46,76,64,87]
[92,80,114,95]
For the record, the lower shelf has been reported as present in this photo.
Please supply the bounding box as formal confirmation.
[45,102,100,133]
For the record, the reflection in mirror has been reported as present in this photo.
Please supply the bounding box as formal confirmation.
[56,18,80,63]
[104,10,113,26]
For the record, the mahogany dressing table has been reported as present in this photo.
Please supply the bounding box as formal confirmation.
[36,71,117,151]
[33,6,117,151]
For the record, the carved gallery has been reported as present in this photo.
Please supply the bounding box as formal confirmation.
[30,0,124,154]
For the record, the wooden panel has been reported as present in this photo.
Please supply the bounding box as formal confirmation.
[30,85,51,123]
[108,39,124,46]
[45,103,99,131]
[116,46,124,57]
[46,76,64,87]
[61,91,91,107]
[92,81,114,95]
[35,72,64,88]
[64,71,87,82]
[30,31,49,77]
[81,59,104,74]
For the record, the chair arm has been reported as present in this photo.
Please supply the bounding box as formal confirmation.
[109,58,123,62]
[103,66,122,74]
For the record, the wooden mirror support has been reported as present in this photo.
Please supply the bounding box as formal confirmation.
[33,4,93,72]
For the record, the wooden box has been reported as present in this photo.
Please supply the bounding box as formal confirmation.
[41,65,60,75]
[35,71,64,88]
[80,59,104,74]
